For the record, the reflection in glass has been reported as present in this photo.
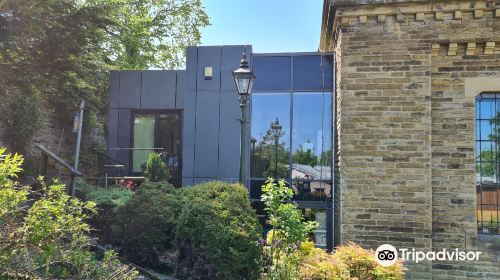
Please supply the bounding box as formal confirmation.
[251,93,291,179]
[292,92,332,180]
[479,98,495,119]
[293,55,322,90]
[302,209,328,248]
[132,114,155,172]
[323,55,334,89]
[292,181,332,200]
[252,56,292,91]
[460,95,500,234]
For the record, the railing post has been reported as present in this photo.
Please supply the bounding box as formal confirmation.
[42,154,48,176]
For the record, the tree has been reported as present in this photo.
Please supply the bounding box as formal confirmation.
[0,0,209,154]
[293,146,318,167]
[101,0,209,69]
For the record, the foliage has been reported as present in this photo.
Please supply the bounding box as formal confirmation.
[113,181,180,267]
[0,0,209,153]
[0,148,138,279]
[98,0,210,69]
[299,241,350,280]
[81,183,134,242]
[260,178,319,280]
[0,89,46,152]
[253,143,289,179]
[293,146,318,167]
[143,152,169,182]
[299,241,405,280]
[175,181,262,280]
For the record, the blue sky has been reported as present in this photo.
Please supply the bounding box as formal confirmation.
[200,0,323,53]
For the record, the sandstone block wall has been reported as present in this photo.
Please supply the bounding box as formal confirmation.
[326,0,500,278]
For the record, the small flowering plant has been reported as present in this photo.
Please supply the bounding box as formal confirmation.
[259,178,319,280]
[118,179,137,190]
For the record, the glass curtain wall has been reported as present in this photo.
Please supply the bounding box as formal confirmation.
[249,54,334,250]
[250,92,332,199]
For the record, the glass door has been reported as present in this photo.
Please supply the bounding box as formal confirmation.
[132,114,156,173]
[157,113,182,185]
[131,110,183,186]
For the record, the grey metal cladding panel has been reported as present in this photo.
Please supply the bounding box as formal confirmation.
[117,109,131,148]
[193,178,217,185]
[182,178,194,187]
[194,91,219,178]
[109,71,120,109]
[107,108,119,160]
[118,71,141,108]
[185,47,198,92]
[196,46,221,92]
[182,90,196,177]
[218,91,241,179]
[220,45,248,92]
[116,109,131,171]
[141,71,176,109]
[176,71,186,109]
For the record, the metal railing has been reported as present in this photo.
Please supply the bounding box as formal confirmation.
[93,148,182,187]
[36,144,83,195]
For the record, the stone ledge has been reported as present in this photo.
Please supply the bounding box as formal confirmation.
[331,0,458,7]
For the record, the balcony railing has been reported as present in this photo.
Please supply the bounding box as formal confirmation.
[93,148,181,187]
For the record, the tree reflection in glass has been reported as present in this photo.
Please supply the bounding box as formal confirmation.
[477,96,499,184]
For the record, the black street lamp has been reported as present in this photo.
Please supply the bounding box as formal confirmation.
[233,53,256,184]
[270,118,282,178]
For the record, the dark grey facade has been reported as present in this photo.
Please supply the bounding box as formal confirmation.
[107,45,335,249]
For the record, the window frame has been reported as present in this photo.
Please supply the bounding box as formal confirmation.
[130,109,183,180]
[475,92,500,235]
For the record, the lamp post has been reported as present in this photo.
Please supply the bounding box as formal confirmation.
[270,118,282,178]
[232,53,256,184]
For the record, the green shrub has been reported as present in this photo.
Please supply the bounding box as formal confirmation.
[113,181,179,267]
[175,181,262,280]
[260,178,318,279]
[143,152,169,182]
[0,148,137,279]
[81,185,134,242]
[299,241,405,280]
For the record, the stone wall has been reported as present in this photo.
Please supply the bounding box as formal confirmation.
[0,120,7,150]
[325,0,500,278]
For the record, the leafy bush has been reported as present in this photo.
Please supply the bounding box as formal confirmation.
[260,178,318,279]
[175,181,262,280]
[143,152,169,182]
[300,241,405,280]
[113,181,180,267]
[81,184,134,242]
[0,148,137,279]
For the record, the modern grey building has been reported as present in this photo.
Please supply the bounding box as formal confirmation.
[106,45,335,249]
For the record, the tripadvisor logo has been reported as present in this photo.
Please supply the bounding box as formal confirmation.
[375,244,482,267]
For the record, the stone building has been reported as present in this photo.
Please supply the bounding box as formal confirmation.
[320,0,500,278]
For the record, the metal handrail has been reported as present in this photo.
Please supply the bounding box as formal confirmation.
[35,144,82,196]
[36,144,82,176]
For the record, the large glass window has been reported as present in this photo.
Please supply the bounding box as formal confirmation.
[292,92,332,180]
[250,93,291,179]
[293,56,322,90]
[252,56,292,91]
[250,91,332,200]
[476,93,500,234]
